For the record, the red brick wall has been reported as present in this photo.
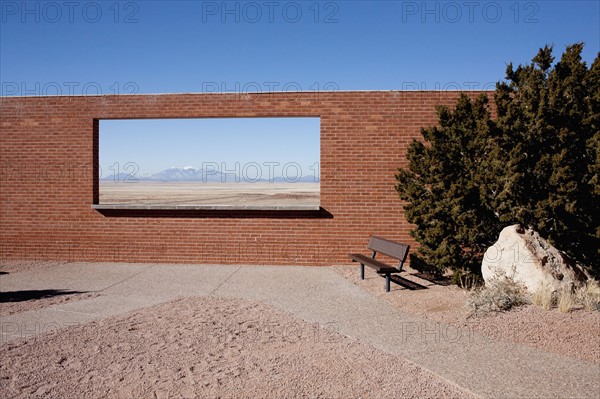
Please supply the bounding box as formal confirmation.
[0,91,492,266]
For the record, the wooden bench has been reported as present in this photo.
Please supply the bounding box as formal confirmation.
[348,236,410,292]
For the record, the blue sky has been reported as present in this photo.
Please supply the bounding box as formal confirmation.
[2,1,599,175]
[100,117,320,176]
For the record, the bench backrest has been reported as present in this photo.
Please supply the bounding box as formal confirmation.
[368,236,410,264]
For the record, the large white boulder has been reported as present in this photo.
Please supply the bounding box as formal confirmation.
[482,225,588,293]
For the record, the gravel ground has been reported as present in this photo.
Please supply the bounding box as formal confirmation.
[4,259,596,397]
[0,297,474,399]
[332,265,600,364]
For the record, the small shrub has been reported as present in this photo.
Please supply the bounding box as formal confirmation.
[533,282,554,310]
[452,270,483,290]
[468,270,530,316]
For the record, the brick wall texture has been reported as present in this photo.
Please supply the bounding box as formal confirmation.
[0,91,493,266]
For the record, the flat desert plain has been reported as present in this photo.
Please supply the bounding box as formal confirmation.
[99,182,320,207]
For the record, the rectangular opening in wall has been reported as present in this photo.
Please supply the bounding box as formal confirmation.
[96,117,320,210]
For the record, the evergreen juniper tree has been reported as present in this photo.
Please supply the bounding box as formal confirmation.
[490,43,600,271]
[396,44,600,277]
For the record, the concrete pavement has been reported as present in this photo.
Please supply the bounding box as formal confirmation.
[1,262,599,398]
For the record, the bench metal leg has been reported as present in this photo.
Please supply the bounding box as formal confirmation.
[386,274,390,292]
[360,264,365,280]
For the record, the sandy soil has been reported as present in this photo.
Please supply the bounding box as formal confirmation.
[332,265,600,364]
[0,291,100,317]
[0,297,474,399]
[99,181,320,207]
[0,260,67,274]
[0,260,100,317]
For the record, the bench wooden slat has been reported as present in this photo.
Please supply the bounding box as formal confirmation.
[349,254,399,274]
[368,236,409,263]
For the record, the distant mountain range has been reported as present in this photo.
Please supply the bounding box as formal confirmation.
[101,166,320,183]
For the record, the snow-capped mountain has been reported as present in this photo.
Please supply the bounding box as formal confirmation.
[149,167,226,182]
[101,166,319,183]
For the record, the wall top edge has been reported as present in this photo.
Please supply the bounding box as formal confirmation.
[0,89,495,99]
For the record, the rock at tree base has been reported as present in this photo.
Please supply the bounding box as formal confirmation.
[482,225,589,293]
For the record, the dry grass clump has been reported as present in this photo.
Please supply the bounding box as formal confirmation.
[467,267,599,315]
[557,286,575,313]
[533,282,554,310]
[575,279,600,311]
[531,279,600,313]
[468,270,530,316]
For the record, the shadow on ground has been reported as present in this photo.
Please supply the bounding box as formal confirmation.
[0,272,8,275]
[0,289,88,303]
[410,272,455,286]
[389,274,428,290]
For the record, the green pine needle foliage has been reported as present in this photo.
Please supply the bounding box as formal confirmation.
[396,44,600,276]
